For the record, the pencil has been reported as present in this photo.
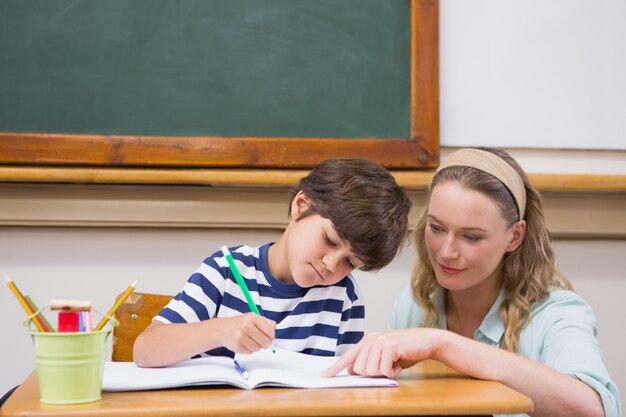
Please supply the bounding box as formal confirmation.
[24,294,53,332]
[4,275,45,332]
[221,246,275,353]
[94,279,138,331]
[221,246,260,315]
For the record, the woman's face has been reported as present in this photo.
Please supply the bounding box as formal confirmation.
[424,182,523,293]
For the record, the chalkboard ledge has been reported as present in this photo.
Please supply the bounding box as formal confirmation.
[0,166,625,193]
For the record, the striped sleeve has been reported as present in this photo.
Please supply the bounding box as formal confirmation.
[335,276,365,355]
[155,253,228,324]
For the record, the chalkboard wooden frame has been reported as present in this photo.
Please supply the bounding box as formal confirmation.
[0,0,438,169]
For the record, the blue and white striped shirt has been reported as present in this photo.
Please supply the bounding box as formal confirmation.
[155,243,365,357]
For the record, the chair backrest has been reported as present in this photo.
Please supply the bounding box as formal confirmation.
[111,292,172,362]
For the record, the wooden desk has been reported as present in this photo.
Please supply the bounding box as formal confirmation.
[0,361,532,417]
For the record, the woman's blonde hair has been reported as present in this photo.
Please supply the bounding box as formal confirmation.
[412,148,572,352]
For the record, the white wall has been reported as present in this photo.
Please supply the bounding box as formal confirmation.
[440,0,626,150]
[1,227,624,409]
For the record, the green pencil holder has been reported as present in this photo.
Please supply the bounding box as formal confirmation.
[30,329,112,404]
[25,306,116,404]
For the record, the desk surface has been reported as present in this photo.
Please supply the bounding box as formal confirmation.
[0,361,532,417]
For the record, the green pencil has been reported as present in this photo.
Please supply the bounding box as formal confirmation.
[221,246,275,353]
[25,294,55,332]
[221,246,260,315]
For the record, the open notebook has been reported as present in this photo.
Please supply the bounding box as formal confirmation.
[102,347,398,391]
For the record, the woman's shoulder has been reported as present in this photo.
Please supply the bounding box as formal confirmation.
[530,289,597,326]
[534,288,591,308]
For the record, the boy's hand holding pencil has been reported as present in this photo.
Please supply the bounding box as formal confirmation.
[219,313,275,355]
[221,246,276,353]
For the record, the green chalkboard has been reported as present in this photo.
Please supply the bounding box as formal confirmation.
[0,0,439,169]
[1,0,411,138]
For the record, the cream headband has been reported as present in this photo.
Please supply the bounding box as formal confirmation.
[436,149,526,220]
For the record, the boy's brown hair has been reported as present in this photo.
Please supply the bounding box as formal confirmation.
[290,158,411,271]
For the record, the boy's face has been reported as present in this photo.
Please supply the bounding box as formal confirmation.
[279,192,364,287]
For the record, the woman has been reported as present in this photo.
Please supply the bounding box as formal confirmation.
[323,148,620,417]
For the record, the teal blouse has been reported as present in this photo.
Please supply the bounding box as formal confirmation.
[389,287,621,417]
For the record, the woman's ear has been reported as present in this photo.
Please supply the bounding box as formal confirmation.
[506,220,526,252]
[290,190,312,220]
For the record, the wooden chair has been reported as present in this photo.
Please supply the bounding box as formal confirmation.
[111,292,172,362]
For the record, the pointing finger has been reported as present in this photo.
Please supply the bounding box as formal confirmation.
[321,346,359,377]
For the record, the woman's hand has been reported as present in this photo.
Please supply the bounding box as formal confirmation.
[322,327,607,417]
[322,328,440,379]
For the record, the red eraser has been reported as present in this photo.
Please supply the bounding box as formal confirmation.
[58,311,80,332]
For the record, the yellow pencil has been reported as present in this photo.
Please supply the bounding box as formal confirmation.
[4,275,45,332]
[94,280,138,331]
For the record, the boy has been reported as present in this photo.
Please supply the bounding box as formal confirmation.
[134,158,411,367]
